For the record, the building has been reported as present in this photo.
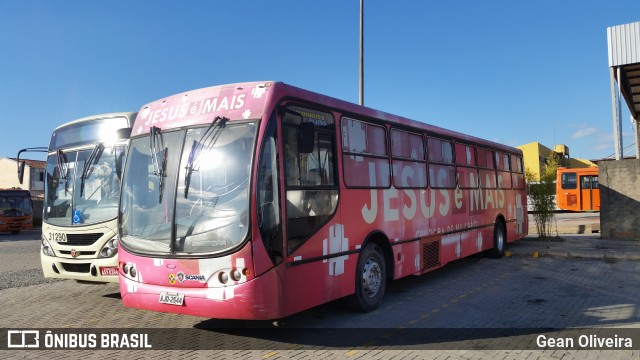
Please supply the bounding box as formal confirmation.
[516,142,596,181]
[0,157,46,198]
[602,21,640,240]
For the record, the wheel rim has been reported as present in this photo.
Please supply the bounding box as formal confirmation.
[362,257,382,298]
[497,226,505,251]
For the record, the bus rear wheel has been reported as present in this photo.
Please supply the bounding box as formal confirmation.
[486,220,506,258]
[348,243,386,312]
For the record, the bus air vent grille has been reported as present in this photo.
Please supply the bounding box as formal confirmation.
[65,233,103,246]
[60,262,91,273]
[422,241,440,270]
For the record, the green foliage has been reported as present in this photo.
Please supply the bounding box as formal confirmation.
[526,154,559,238]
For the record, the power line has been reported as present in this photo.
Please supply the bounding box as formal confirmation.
[603,142,637,160]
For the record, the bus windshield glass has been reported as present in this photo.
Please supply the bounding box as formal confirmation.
[0,192,32,217]
[120,122,257,255]
[44,145,126,226]
[49,117,129,151]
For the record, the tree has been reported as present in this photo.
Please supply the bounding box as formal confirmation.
[526,153,559,238]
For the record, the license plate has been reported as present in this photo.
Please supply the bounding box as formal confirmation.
[100,266,119,276]
[159,292,184,306]
[49,232,67,242]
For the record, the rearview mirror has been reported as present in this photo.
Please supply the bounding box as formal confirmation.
[16,147,48,184]
[17,161,25,185]
[116,127,132,140]
[298,122,315,154]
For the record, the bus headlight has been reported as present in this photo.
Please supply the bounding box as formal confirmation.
[42,237,55,257]
[121,262,137,278]
[218,272,229,284]
[230,269,242,281]
[99,237,118,258]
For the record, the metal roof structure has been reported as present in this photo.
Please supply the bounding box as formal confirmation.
[608,21,640,119]
[607,21,640,160]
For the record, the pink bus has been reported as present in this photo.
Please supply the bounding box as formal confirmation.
[118,81,527,319]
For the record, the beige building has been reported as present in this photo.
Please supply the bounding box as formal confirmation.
[0,157,46,198]
[516,142,596,181]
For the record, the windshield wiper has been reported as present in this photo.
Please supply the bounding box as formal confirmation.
[79,143,105,197]
[56,149,72,196]
[57,149,69,180]
[184,116,228,198]
[150,126,168,203]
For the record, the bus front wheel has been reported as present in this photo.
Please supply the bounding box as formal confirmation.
[486,220,506,258]
[348,243,386,312]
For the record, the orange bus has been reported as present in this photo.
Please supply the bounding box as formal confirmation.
[0,188,33,234]
[556,167,599,211]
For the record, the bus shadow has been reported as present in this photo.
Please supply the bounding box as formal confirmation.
[194,297,353,330]
[192,261,542,349]
[103,292,122,299]
[191,254,640,349]
[192,321,551,349]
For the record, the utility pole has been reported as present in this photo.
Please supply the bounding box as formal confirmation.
[610,67,624,160]
[359,0,364,106]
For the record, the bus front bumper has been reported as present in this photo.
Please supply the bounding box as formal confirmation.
[0,222,32,233]
[119,269,282,320]
[41,254,119,283]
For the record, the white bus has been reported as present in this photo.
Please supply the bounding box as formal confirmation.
[40,112,135,283]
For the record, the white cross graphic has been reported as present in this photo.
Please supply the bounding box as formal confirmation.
[252,85,267,99]
[323,224,349,276]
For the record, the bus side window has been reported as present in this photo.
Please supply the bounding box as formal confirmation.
[427,137,455,189]
[477,148,496,189]
[342,118,390,188]
[561,172,577,189]
[391,129,426,189]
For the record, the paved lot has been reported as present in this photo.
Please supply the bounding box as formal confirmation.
[1,217,639,359]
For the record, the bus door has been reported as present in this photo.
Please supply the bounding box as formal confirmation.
[279,105,340,312]
[580,175,599,211]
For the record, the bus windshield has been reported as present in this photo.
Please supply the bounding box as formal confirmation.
[44,145,126,226]
[0,192,32,217]
[120,121,257,255]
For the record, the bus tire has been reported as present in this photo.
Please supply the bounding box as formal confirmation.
[348,243,386,312]
[487,220,506,258]
[11,230,20,235]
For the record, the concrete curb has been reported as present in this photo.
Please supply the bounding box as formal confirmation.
[508,249,640,261]
[527,224,600,236]
[508,236,640,261]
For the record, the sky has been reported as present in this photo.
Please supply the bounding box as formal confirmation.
[1,0,639,163]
